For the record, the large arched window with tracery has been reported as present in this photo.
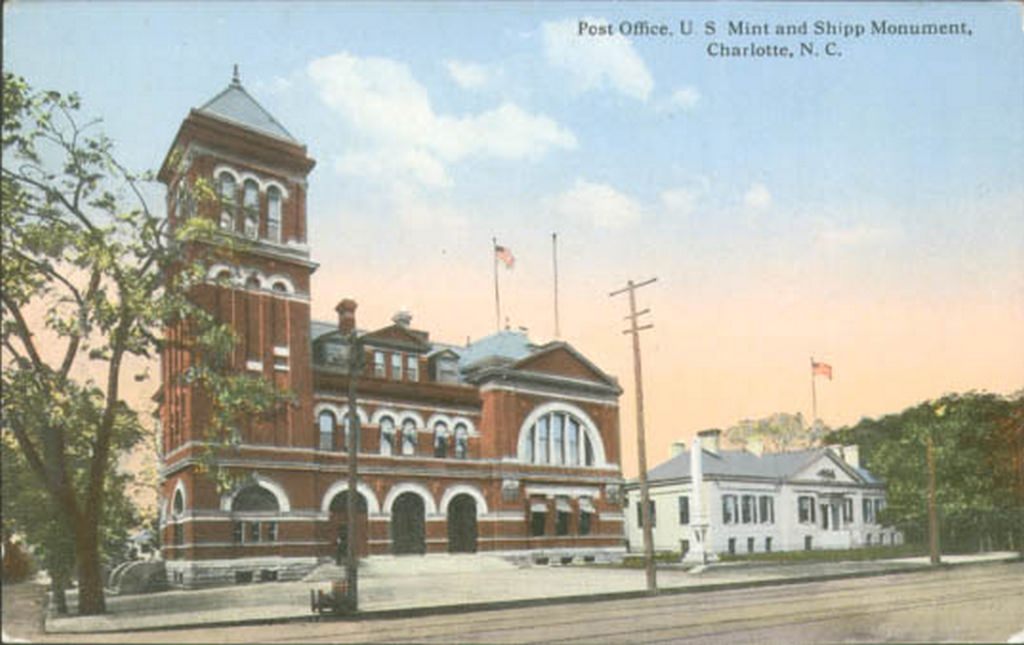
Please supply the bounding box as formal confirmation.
[521,408,598,466]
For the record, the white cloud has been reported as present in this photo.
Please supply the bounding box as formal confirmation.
[744,182,773,209]
[541,18,654,101]
[445,60,489,89]
[308,52,576,188]
[550,179,644,230]
[660,86,701,112]
[334,148,452,189]
[660,187,700,217]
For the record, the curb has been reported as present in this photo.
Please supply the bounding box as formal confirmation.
[44,556,1022,635]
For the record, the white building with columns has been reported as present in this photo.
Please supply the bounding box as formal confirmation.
[625,430,900,557]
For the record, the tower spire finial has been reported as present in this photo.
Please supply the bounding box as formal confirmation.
[232,64,240,85]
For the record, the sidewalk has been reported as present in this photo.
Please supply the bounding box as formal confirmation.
[38,551,1020,635]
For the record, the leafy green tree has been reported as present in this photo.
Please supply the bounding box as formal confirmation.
[1,74,284,614]
[725,411,828,452]
[2,434,137,613]
[829,391,1024,553]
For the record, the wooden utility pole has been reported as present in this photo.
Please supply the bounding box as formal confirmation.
[610,277,658,595]
[927,434,941,565]
[345,334,363,610]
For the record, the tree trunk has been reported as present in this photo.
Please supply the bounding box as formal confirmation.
[73,518,105,615]
[51,568,69,615]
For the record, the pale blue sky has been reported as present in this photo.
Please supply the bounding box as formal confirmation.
[6,2,1022,444]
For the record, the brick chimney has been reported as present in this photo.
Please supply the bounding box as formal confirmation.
[336,299,357,335]
[670,441,688,458]
[839,444,860,469]
[697,428,722,455]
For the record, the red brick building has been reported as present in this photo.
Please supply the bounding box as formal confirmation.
[156,73,626,587]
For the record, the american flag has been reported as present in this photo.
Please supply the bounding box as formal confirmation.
[495,244,515,269]
[811,361,833,380]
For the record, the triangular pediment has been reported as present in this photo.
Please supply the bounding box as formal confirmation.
[361,324,430,351]
[512,343,616,387]
[793,451,862,484]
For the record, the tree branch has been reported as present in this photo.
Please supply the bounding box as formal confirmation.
[1,293,45,370]
[2,166,98,235]
[60,269,102,379]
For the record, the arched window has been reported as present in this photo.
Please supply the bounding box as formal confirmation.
[341,414,354,451]
[232,486,280,512]
[218,172,236,231]
[380,416,396,456]
[566,416,580,466]
[172,488,185,517]
[401,418,417,456]
[318,411,335,451]
[267,186,282,243]
[245,275,261,290]
[243,179,259,239]
[231,484,280,546]
[434,421,449,458]
[523,410,597,466]
[453,423,468,459]
[175,183,194,221]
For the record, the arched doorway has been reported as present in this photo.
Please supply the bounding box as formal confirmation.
[391,493,426,555]
[329,491,369,560]
[447,494,478,553]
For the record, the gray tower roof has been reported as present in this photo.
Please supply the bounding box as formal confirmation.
[197,67,297,143]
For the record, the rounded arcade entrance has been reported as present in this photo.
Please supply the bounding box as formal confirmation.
[447,494,478,553]
[328,490,369,560]
[391,492,426,555]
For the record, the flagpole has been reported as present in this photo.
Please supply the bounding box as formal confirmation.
[810,356,818,426]
[552,232,560,339]
[493,237,501,332]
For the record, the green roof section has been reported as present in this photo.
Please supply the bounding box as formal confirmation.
[196,66,298,143]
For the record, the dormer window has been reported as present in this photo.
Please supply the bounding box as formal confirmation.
[406,355,418,382]
[436,357,459,383]
[267,186,282,243]
[322,342,349,367]
[243,179,259,239]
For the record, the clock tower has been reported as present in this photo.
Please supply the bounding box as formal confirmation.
[157,68,317,455]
